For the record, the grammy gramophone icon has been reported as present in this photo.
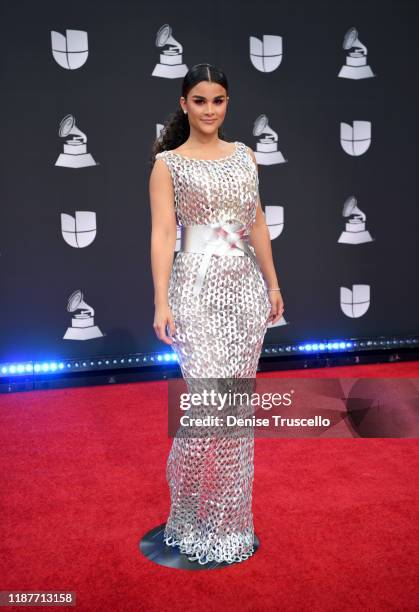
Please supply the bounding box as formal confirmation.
[253,114,287,165]
[55,114,97,168]
[338,196,374,244]
[338,27,375,80]
[63,290,104,340]
[152,24,188,78]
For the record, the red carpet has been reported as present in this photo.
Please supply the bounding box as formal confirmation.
[1,362,418,611]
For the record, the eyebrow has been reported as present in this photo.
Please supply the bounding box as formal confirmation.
[191,95,225,100]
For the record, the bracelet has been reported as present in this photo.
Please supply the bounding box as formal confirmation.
[267,287,281,292]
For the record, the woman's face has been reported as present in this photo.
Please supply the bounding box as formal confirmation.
[180,81,229,134]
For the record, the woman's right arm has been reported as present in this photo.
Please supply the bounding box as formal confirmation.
[149,157,177,344]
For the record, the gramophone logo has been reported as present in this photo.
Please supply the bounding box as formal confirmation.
[63,290,104,340]
[249,35,283,72]
[338,27,375,80]
[264,206,284,240]
[51,30,88,69]
[61,211,97,248]
[253,115,287,165]
[267,314,287,329]
[338,196,374,244]
[340,120,371,156]
[55,115,97,168]
[152,24,188,78]
[340,284,370,318]
[156,123,169,149]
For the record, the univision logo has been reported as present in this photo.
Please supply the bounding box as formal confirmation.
[51,29,88,69]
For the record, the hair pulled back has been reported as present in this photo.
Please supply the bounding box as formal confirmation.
[150,63,229,166]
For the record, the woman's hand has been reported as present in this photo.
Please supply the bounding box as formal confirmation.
[267,290,284,325]
[153,303,176,345]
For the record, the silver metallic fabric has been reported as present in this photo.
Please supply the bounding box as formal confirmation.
[155,141,271,564]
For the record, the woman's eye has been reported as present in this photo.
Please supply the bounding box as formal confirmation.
[194,100,224,105]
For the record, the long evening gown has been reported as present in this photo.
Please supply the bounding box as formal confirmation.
[154,140,271,564]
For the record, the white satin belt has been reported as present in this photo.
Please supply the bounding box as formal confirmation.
[179,221,258,297]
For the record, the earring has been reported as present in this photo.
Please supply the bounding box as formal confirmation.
[184,110,187,114]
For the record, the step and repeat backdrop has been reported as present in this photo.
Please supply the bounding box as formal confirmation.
[0,0,418,362]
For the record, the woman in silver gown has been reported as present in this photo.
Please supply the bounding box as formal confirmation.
[150,64,283,565]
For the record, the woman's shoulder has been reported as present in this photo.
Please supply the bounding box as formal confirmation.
[237,141,252,152]
[154,150,169,160]
[234,141,255,158]
[241,142,256,162]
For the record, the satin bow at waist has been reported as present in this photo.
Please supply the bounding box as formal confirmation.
[178,221,258,298]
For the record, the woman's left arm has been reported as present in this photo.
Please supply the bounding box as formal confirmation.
[247,147,284,323]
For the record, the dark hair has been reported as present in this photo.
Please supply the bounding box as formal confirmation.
[150,63,229,167]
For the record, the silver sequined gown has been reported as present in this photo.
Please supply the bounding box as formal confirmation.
[155,140,271,564]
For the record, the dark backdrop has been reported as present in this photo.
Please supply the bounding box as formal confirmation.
[0,0,418,362]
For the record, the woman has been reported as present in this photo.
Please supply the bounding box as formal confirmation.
[149,63,284,565]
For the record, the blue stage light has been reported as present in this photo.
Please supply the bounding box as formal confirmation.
[1,335,417,385]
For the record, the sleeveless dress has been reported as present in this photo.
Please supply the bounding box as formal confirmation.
[155,140,271,564]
